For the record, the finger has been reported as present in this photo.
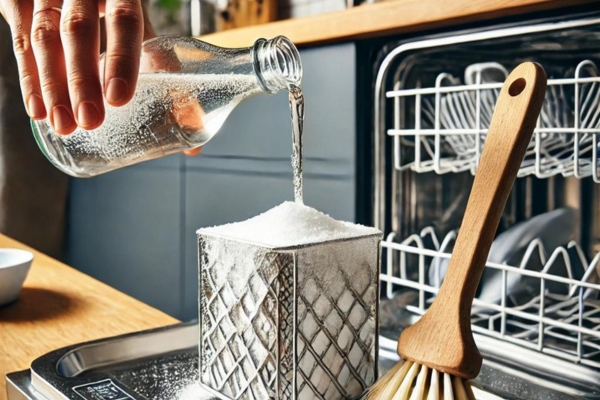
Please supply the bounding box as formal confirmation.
[3,0,46,119]
[31,0,77,134]
[103,0,143,106]
[170,89,204,157]
[171,93,205,134]
[60,0,103,130]
[184,148,202,156]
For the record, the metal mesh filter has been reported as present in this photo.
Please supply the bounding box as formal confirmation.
[198,234,381,399]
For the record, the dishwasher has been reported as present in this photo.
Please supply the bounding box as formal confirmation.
[374,9,600,400]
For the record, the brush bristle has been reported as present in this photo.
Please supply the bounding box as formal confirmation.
[367,361,476,400]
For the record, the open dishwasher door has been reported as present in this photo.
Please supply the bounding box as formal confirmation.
[372,9,600,400]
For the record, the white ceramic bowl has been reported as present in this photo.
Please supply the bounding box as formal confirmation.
[0,248,34,306]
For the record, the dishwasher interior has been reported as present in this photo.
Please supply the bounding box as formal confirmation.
[374,11,600,400]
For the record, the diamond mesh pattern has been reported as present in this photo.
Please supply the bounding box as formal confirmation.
[199,235,379,400]
[278,254,295,397]
[199,238,294,399]
[295,242,379,400]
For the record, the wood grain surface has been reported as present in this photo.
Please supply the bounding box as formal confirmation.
[0,234,178,397]
[199,0,598,48]
[396,63,547,379]
[217,0,278,31]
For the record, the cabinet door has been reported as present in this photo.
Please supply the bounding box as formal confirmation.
[182,43,357,320]
[65,158,184,318]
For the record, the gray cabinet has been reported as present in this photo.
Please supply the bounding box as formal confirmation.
[65,43,357,321]
[65,162,183,316]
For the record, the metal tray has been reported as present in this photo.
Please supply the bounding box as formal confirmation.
[6,323,199,400]
[6,321,600,400]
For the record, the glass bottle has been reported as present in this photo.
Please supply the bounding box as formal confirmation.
[31,36,302,177]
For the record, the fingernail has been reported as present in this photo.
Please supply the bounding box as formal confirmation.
[106,78,128,104]
[52,106,75,133]
[77,102,100,129]
[27,94,46,119]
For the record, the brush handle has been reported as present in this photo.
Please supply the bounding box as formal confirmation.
[397,62,547,379]
[438,63,546,329]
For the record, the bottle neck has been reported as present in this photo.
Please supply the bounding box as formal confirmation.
[252,36,302,93]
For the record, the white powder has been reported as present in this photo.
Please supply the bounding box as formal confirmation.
[198,201,381,248]
[176,383,217,400]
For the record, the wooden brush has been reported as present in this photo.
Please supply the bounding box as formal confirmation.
[368,62,547,400]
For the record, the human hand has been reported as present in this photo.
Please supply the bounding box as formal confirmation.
[0,0,145,134]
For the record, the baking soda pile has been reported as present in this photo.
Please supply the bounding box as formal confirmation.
[198,201,380,248]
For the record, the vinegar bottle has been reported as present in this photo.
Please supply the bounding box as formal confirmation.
[31,36,302,177]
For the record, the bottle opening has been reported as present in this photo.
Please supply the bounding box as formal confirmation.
[253,36,303,93]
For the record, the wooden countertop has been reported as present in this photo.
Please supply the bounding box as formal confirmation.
[0,234,179,396]
[200,0,597,48]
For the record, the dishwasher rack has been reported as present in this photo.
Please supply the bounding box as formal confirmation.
[387,59,600,180]
[373,12,600,398]
[381,228,600,370]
